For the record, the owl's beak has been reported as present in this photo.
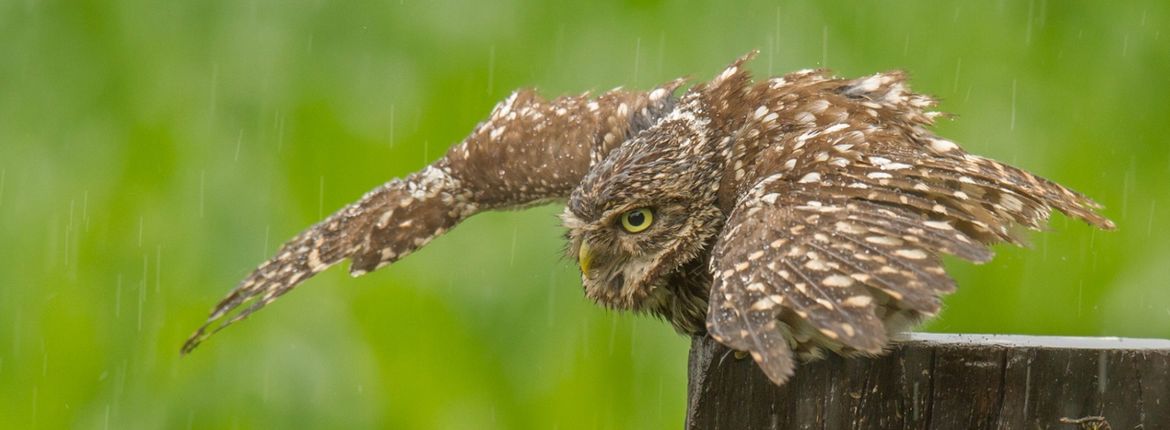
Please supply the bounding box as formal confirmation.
[578,241,593,279]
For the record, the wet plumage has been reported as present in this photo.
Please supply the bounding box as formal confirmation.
[182,52,1114,385]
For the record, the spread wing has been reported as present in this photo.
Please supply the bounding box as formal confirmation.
[706,70,1114,384]
[181,80,685,354]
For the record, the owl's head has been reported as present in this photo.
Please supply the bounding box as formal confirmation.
[562,113,724,311]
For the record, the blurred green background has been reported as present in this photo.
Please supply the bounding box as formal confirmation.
[1,0,1167,428]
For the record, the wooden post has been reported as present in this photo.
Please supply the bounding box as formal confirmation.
[686,333,1170,429]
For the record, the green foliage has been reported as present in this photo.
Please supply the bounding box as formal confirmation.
[1,1,1167,428]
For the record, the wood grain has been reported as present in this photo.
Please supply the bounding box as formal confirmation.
[686,333,1170,429]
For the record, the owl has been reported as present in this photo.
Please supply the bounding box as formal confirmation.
[182,52,1114,385]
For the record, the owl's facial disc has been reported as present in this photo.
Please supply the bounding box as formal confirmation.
[564,114,723,311]
[564,202,710,311]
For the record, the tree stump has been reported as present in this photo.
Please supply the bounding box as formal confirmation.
[686,333,1170,429]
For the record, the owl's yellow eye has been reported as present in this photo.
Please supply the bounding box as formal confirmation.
[620,208,653,233]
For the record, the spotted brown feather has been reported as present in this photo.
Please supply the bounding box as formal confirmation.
[181,81,683,354]
[183,52,1114,389]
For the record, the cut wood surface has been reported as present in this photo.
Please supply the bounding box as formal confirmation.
[686,333,1170,429]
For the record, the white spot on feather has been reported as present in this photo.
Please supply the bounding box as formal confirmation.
[489,126,506,140]
[842,295,873,308]
[929,138,959,153]
[822,275,855,287]
[751,297,776,311]
[866,236,903,246]
[894,249,928,260]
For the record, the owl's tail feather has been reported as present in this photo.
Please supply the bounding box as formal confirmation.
[181,164,473,354]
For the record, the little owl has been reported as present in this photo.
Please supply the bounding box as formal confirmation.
[182,52,1114,385]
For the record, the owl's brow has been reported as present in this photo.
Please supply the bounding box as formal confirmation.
[598,204,647,224]
[597,195,687,225]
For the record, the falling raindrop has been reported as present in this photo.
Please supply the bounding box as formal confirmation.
[275,112,285,152]
[156,245,162,294]
[766,35,774,76]
[509,225,517,267]
[952,57,962,94]
[775,7,782,61]
[1122,157,1135,219]
[608,316,618,356]
[1097,350,1107,394]
[487,45,496,95]
[66,198,74,268]
[912,382,919,420]
[115,274,122,319]
[547,269,557,327]
[235,129,243,162]
[209,63,219,131]
[318,176,325,220]
[1148,200,1156,236]
[31,386,37,427]
[1077,279,1084,317]
[656,31,665,76]
[1010,79,1017,131]
[263,224,271,259]
[200,169,206,218]
[1023,365,1031,416]
[82,190,89,232]
[138,254,147,332]
[632,37,641,84]
[1024,0,1034,46]
[12,306,21,356]
[821,25,829,67]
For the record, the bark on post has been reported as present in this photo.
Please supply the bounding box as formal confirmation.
[686,333,1170,429]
